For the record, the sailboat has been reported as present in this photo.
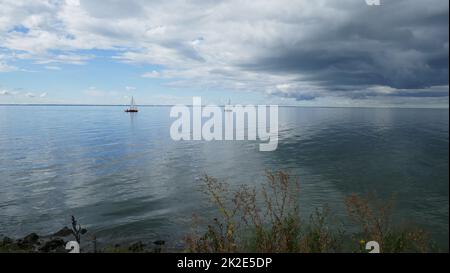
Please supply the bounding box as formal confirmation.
[225,98,233,112]
[125,96,139,112]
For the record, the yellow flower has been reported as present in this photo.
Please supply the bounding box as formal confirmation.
[360,239,366,245]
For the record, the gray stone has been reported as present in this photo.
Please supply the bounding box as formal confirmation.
[39,238,66,253]
[53,227,73,237]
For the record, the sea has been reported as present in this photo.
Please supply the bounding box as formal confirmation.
[0,105,448,250]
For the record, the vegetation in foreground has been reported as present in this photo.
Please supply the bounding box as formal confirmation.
[0,171,437,253]
[185,171,433,253]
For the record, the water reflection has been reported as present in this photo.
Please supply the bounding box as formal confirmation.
[0,106,448,249]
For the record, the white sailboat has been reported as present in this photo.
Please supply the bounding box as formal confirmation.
[125,96,138,112]
[225,98,233,112]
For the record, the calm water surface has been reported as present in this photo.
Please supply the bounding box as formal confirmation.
[0,106,448,250]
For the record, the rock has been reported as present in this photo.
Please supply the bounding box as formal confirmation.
[39,238,66,253]
[23,233,39,244]
[153,240,165,246]
[52,227,73,237]
[16,233,40,250]
[128,241,146,252]
[153,240,165,253]
[2,236,13,246]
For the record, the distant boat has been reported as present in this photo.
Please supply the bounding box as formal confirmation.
[225,99,233,112]
[125,96,138,112]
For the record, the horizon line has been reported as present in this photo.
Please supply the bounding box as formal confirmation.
[0,103,448,110]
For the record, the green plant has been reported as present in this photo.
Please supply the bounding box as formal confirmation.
[345,193,429,253]
[186,171,434,253]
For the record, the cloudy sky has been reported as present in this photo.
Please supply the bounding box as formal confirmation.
[0,0,448,107]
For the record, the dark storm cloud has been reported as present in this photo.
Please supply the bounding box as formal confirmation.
[240,0,449,99]
[1,0,448,106]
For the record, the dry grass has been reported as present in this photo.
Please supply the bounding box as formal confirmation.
[345,193,430,253]
[185,171,434,253]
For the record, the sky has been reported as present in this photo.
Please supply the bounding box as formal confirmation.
[0,0,448,107]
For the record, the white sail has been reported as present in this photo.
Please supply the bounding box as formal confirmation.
[225,98,233,112]
[125,96,138,112]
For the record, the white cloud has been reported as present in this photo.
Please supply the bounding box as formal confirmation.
[0,0,447,105]
[1,0,335,76]
[142,70,162,78]
[40,92,47,97]
[0,90,11,95]
[45,65,61,70]
[0,61,17,72]
[25,92,36,98]
[84,87,119,98]
[35,54,92,65]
